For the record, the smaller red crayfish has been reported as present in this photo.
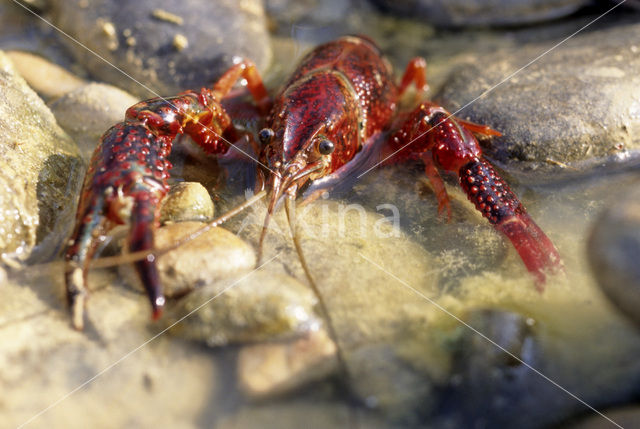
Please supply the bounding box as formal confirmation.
[64,36,562,330]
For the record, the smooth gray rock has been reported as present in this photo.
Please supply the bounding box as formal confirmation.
[50,0,272,98]
[369,0,589,27]
[165,270,319,346]
[437,22,640,181]
[49,82,139,160]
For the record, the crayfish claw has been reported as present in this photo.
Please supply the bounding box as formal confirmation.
[126,190,165,320]
[459,159,562,285]
[64,200,108,330]
[66,265,88,330]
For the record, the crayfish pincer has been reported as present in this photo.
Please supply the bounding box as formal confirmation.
[64,35,561,330]
[64,60,269,330]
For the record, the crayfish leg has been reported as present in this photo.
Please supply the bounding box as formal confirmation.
[459,159,562,286]
[398,57,429,96]
[213,59,271,115]
[456,117,502,137]
[421,152,452,221]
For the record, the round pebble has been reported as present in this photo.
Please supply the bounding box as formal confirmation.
[159,182,215,224]
[49,82,139,160]
[237,328,337,399]
[166,270,319,346]
[122,221,255,298]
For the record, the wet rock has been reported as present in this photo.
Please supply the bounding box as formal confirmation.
[568,406,640,429]
[236,199,439,413]
[266,0,356,29]
[50,0,272,98]
[588,186,640,327]
[122,221,255,298]
[369,0,589,27]
[0,51,83,256]
[456,309,536,367]
[237,328,337,399]
[438,22,640,181]
[166,270,319,346]
[345,164,508,290]
[216,401,387,429]
[349,344,436,420]
[0,272,224,428]
[5,51,86,100]
[49,82,139,160]
[444,308,550,428]
[159,182,215,224]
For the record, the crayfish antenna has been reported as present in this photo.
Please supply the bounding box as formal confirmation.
[88,190,268,269]
[258,176,282,265]
[284,196,355,398]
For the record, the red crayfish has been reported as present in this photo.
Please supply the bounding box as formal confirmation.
[65,36,562,330]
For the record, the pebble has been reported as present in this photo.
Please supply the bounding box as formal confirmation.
[437,22,640,181]
[5,51,86,100]
[165,270,319,346]
[159,182,215,224]
[122,221,256,298]
[50,0,272,98]
[237,328,337,399]
[49,82,139,160]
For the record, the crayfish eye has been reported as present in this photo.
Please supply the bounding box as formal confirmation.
[317,138,335,155]
[258,128,274,145]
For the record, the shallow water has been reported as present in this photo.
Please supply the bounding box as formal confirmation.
[2,2,640,429]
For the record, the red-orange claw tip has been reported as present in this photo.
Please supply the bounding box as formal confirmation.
[151,296,166,321]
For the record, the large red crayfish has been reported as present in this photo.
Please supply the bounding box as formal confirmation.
[65,36,562,330]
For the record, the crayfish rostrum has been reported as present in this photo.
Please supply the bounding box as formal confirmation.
[65,35,562,330]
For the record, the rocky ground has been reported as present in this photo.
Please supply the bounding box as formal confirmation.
[0,1,640,428]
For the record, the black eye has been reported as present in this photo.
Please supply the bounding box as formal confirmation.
[258,128,274,145]
[317,139,335,155]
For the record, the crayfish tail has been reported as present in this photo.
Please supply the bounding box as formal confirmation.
[459,159,562,286]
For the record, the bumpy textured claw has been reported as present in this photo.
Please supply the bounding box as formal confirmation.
[459,159,562,285]
[387,99,562,285]
[65,59,270,329]
[65,123,170,329]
